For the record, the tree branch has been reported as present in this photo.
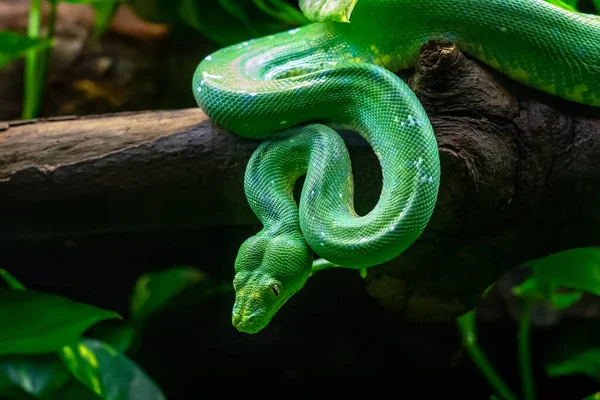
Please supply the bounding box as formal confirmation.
[1,42,598,320]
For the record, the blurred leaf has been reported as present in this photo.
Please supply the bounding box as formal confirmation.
[49,380,103,400]
[92,2,119,35]
[124,0,179,25]
[60,0,119,35]
[126,0,296,45]
[130,266,206,325]
[0,387,38,399]
[0,270,25,290]
[545,0,579,11]
[299,0,358,22]
[513,276,545,302]
[84,321,136,354]
[177,0,259,45]
[0,354,70,398]
[583,393,600,400]
[61,0,120,3]
[0,290,121,355]
[513,276,584,309]
[253,0,309,25]
[525,247,600,297]
[549,289,584,309]
[219,0,252,24]
[545,320,600,383]
[546,349,600,382]
[59,338,166,400]
[0,32,51,69]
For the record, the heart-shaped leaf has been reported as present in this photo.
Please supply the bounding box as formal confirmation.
[0,290,120,355]
[84,321,136,354]
[59,338,166,400]
[130,266,206,325]
[526,247,600,297]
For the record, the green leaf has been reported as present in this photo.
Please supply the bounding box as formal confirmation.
[512,276,546,302]
[549,289,584,309]
[84,321,136,354]
[513,276,584,309]
[0,32,51,69]
[0,270,25,290]
[219,0,251,23]
[0,290,121,355]
[61,0,120,3]
[49,380,103,400]
[252,0,309,25]
[545,320,600,383]
[91,2,119,35]
[130,266,206,325]
[123,0,179,26]
[59,338,166,400]
[299,0,358,23]
[526,247,600,297]
[0,354,71,398]
[59,0,119,35]
[545,0,578,11]
[583,393,600,400]
[0,387,38,399]
[177,0,261,45]
[546,349,600,382]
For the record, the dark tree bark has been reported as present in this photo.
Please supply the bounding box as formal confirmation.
[1,43,599,322]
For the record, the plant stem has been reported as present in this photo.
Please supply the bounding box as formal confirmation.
[519,302,536,400]
[457,311,518,400]
[23,0,43,119]
[38,0,58,97]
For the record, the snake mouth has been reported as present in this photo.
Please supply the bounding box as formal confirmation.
[232,311,266,334]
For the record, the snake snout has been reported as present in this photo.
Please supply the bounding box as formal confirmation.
[232,308,263,333]
[232,311,242,327]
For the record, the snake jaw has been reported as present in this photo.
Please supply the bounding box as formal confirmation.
[231,309,263,334]
[231,289,275,334]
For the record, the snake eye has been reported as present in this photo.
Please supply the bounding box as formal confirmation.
[271,283,282,297]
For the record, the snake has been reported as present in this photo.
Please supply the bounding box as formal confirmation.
[192,0,600,334]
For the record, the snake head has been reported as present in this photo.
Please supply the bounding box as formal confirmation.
[231,233,312,334]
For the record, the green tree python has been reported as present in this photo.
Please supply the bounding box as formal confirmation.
[192,0,600,334]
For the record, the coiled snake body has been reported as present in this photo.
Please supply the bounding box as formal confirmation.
[193,0,600,334]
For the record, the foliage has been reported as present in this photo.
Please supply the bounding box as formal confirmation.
[1,0,599,119]
[299,0,358,22]
[125,0,308,46]
[0,32,50,69]
[545,0,579,12]
[544,320,600,384]
[0,266,228,400]
[457,247,600,400]
[0,289,120,355]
